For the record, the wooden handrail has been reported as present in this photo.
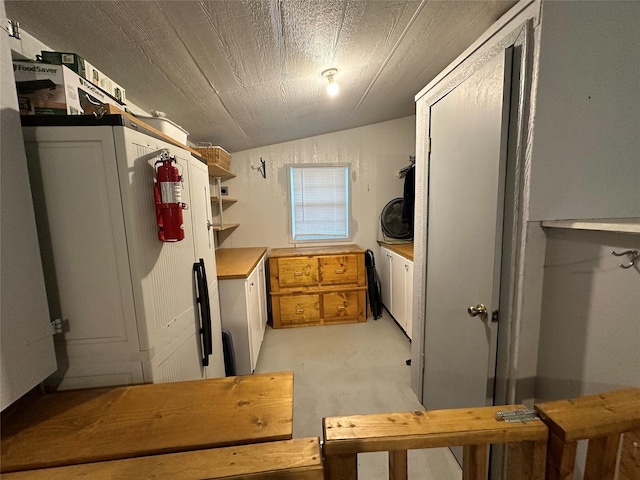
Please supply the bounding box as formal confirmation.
[323,404,548,480]
[1,437,324,480]
[535,388,640,480]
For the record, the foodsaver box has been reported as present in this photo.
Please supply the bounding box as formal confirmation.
[13,61,123,116]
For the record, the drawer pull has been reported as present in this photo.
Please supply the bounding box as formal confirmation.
[335,269,345,274]
[294,271,303,276]
[337,306,346,311]
[296,309,305,314]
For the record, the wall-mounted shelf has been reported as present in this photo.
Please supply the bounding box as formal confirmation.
[541,218,640,235]
[211,196,238,206]
[207,162,236,180]
[212,223,240,232]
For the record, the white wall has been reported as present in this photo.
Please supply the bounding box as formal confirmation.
[217,116,416,253]
[527,1,640,221]
[535,228,640,402]
[1,0,57,410]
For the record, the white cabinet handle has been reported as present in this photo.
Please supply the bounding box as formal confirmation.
[335,269,345,274]
[296,309,304,314]
[337,306,346,311]
[294,271,303,276]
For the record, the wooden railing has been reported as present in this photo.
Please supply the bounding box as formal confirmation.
[323,405,548,480]
[2,385,637,479]
[535,388,640,480]
[2,437,324,480]
[322,388,640,480]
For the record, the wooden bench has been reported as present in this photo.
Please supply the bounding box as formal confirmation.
[323,405,548,480]
[1,372,293,473]
[1,437,323,480]
[535,387,640,480]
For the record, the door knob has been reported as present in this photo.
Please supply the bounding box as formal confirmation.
[467,304,487,318]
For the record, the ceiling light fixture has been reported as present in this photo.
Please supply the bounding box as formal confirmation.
[321,68,339,97]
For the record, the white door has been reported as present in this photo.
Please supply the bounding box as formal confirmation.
[423,49,511,424]
[188,157,225,378]
[257,256,268,339]
[246,268,263,372]
[405,260,414,340]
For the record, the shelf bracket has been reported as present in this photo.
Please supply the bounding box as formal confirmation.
[252,157,266,179]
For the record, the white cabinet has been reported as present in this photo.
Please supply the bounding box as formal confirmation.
[22,122,225,390]
[379,246,413,339]
[218,254,267,375]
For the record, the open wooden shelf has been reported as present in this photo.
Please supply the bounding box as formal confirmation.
[541,218,640,235]
[207,162,236,180]
[211,196,238,206]
[212,223,240,232]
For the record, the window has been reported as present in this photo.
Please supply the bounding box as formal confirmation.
[288,164,351,242]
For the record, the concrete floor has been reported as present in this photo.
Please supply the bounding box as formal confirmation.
[254,310,462,480]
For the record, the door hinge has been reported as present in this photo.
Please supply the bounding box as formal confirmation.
[427,137,432,153]
[491,309,499,323]
[51,318,63,335]
[495,409,538,423]
[7,19,21,39]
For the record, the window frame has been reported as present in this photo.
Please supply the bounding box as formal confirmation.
[287,163,352,244]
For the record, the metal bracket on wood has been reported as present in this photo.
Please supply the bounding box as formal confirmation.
[495,409,538,423]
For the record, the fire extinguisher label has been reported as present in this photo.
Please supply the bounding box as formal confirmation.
[160,181,181,204]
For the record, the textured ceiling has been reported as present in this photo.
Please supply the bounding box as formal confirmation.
[6,0,517,152]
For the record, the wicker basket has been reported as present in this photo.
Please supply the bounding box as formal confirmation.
[194,144,232,171]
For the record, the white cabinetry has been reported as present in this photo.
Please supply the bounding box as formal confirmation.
[379,246,413,339]
[218,253,267,375]
[22,122,225,390]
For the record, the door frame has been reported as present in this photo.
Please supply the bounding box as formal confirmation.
[411,17,537,410]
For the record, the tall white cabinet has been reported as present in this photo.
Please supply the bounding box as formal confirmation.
[23,120,225,390]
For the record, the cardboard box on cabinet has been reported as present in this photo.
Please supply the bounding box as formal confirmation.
[13,61,123,116]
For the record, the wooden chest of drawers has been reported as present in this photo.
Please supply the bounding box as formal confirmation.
[268,245,367,328]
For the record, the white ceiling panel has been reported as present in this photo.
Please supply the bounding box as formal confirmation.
[5,0,517,152]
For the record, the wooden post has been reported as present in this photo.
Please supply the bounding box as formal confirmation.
[584,434,621,480]
[463,444,488,480]
[507,439,547,480]
[324,453,357,480]
[389,450,408,480]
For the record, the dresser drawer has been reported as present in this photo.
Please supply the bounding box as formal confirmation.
[322,291,364,322]
[277,257,318,288]
[278,294,321,326]
[319,255,360,285]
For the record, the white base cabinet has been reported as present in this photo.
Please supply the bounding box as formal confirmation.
[218,255,267,375]
[379,246,413,339]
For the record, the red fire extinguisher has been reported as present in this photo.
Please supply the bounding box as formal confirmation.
[154,152,188,242]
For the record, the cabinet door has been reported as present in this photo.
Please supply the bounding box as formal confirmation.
[188,157,217,278]
[246,268,262,372]
[378,247,392,311]
[257,256,267,338]
[405,260,414,340]
[390,251,407,329]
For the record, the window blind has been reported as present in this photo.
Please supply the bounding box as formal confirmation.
[289,165,350,241]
